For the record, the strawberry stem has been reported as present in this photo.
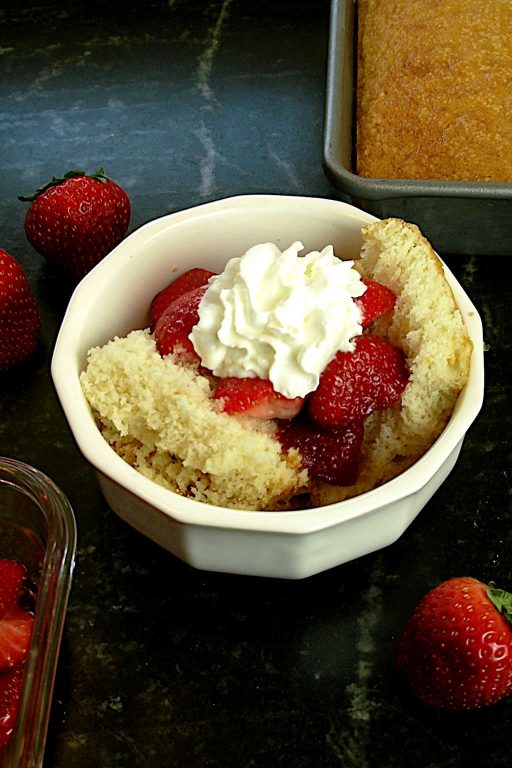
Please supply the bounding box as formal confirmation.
[18,168,110,202]
[487,582,512,623]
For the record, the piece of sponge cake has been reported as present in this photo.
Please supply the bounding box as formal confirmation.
[311,218,473,505]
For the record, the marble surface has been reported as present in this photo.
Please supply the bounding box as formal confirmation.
[1,1,511,766]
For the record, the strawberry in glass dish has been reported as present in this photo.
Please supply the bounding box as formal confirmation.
[0,559,34,757]
[396,577,512,710]
[19,168,131,281]
[0,666,25,756]
[0,560,28,618]
[0,248,41,371]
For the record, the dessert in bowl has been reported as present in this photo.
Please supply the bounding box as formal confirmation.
[51,195,484,579]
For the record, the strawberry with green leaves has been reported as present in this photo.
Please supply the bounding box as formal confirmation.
[396,577,512,710]
[20,168,131,280]
[0,249,41,371]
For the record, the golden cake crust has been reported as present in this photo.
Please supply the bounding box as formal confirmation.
[356,0,512,182]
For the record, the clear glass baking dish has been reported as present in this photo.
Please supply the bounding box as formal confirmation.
[0,457,76,768]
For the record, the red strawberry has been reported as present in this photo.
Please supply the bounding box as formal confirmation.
[0,605,33,672]
[277,416,364,485]
[20,168,131,280]
[154,284,208,364]
[357,278,396,328]
[213,377,304,419]
[150,268,215,329]
[309,334,409,429]
[396,577,512,710]
[0,560,27,617]
[0,665,24,755]
[0,249,41,371]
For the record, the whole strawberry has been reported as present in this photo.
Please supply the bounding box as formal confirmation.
[0,249,41,371]
[396,577,512,710]
[20,168,131,280]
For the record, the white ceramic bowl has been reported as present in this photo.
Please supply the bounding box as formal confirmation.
[51,195,484,579]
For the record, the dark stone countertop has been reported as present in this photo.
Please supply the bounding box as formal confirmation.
[1,1,511,766]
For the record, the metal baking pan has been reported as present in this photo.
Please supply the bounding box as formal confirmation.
[322,0,512,256]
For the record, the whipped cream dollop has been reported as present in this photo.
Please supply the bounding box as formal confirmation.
[189,241,366,399]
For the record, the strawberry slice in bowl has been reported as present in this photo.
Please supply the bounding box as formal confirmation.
[277,416,364,485]
[357,277,396,328]
[213,376,304,420]
[154,284,209,364]
[309,334,409,430]
[150,267,215,330]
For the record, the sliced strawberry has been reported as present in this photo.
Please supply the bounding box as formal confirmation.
[0,605,34,672]
[0,665,24,755]
[0,561,27,618]
[357,278,396,328]
[154,284,208,363]
[277,416,364,485]
[309,334,409,430]
[213,377,304,419]
[150,268,215,329]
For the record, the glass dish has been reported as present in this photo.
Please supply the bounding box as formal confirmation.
[0,457,76,768]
